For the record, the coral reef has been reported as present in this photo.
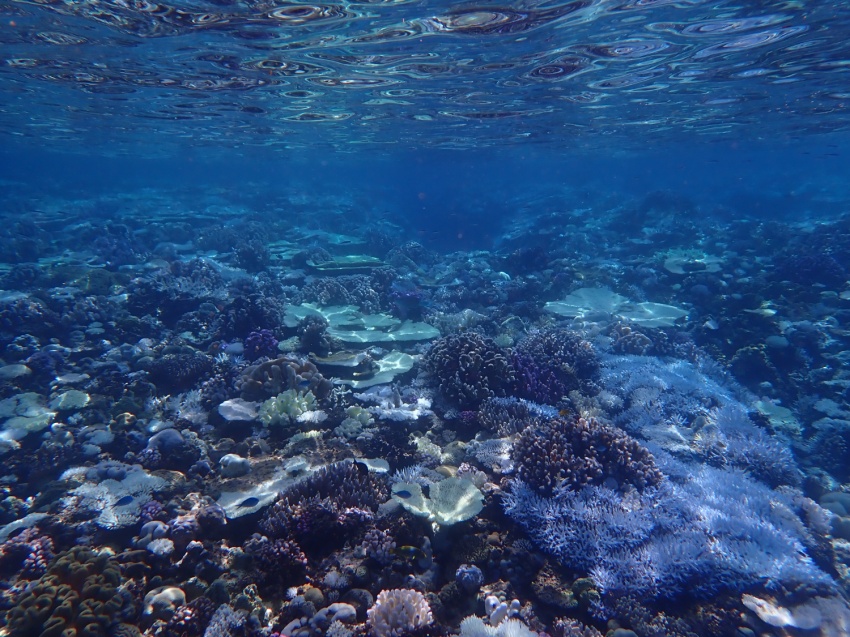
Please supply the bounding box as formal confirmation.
[1,176,849,637]
[261,461,388,550]
[238,355,332,401]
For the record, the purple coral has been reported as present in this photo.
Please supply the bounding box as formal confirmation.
[512,327,599,405]
[243,329,279,361]
[0,528,55,578]
[261,461,388,550]
[243,534,307,584]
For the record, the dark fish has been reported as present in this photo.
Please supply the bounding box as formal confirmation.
[238,497,260,508]
[394,546,426,561]
[394,489,413,499]
[297,379,311,389]
[115,495,134,507]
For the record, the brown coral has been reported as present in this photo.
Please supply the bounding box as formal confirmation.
[237,355,332,401]
[5,546,138,637]
[513,414,663,496]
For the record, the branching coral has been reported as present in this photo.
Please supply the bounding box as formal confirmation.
[425,332,515,410]
[258,389,321,426]
[513,414,663,496]
[478,396,558,437]
[367,589,433,637]
[261,461,388,549]
[503,460,836,605]
[512,327,599,405]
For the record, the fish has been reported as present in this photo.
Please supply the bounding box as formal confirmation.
[394,489,413,499]
[393,546,426,561]
[238,497,260,508]
[115,495,134,507]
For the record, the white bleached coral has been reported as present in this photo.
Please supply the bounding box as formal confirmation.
[259,389,325,426]
[742,594,822,630]
[459,617,537,637]
[367,589,433,637]
[354,386,433,422]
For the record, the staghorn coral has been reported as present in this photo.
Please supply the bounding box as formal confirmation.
[504,457,837,605]
[512,327,600,405]
[5,546,138,637]
[513,414,663,496]
[425,332,515,410]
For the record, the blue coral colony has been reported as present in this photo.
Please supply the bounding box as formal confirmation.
[2,0,850,636]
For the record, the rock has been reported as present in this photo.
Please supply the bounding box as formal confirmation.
[143,586,185,619]
[220,453,251,478]
[218,398,259,422]
[0,364,31,380]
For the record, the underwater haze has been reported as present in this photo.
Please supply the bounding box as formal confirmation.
[2,1,850,637]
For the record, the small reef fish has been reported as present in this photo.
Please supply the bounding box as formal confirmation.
[393,546,426,561]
